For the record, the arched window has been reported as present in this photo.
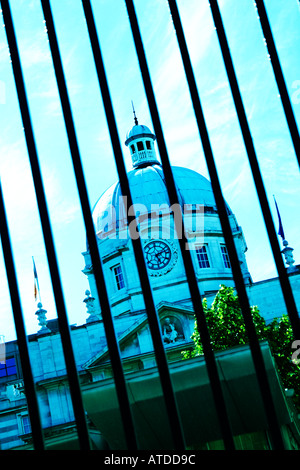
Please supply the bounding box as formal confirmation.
[137,141,144,151]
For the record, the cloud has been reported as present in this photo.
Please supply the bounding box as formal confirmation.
[20,36,51,69]
[0,139,38,222]
[0,135,80,240]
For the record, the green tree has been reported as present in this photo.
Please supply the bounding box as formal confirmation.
[265,314,300,411]
[183,285,300,411]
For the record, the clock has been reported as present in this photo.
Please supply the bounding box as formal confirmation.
[144,239,178,276]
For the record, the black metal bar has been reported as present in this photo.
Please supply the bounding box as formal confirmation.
[40,0,138,450]
[0,0,91,450]
[255,0,300,169]
[124,0,236,450]
[209,0,300,342]
[167,0,285,451]
[82,0,186,450]
[0,182,45,451]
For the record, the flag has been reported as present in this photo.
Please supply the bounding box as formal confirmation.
[273,196,285,241]
[34,281,37,302]
[33,257,40,302]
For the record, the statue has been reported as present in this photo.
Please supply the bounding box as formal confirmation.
[162,317,178,344]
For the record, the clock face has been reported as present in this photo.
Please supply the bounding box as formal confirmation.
[144,240,172,272]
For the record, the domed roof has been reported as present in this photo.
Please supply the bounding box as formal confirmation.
[92,164,232,238]
[125,124,156,145]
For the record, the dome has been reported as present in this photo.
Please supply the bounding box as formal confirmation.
[91,121,233,241]
[125,124,156,145]
[84,121,251,321]
[92,164,232,239]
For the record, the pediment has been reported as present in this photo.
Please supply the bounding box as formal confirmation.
[82,303,194,370]
[82,314,149,369]
[156,301,194,317]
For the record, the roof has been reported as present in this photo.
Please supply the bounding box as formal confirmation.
[92,165,231,238]
[125,124,156,145]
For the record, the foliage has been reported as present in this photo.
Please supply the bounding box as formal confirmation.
[265,314,300,411]
[182,285,300,411]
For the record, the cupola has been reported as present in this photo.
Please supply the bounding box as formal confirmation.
[125,105,160,168]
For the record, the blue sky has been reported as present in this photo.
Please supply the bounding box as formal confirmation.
[0,0,299,341]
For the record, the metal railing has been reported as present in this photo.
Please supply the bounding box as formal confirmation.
[0,0,299,451]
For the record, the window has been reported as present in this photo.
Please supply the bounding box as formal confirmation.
[0,357,17,378]
[113,264,125,290]
[17,414,32,436]
[146,140,151,150]
[221,245,231,268]
[130,144,135,154]
[22,416,31,435]
[196,245,210,268]
[137,141,144,151]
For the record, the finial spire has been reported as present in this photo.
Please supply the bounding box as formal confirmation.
[35,302,50,334]
[131,100,138,125]
[83,290,101,323]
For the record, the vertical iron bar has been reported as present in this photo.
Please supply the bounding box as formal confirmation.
[82,0,186,450]
[0,0,91,450]
[0,182,45,451]
[255,0,300,168]
[167,0,285,450]
[209,0,300,342]
[124,0,236,450]
[40,0,138,450]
